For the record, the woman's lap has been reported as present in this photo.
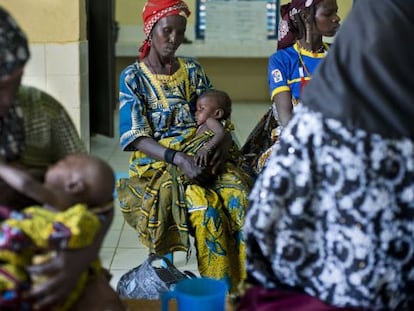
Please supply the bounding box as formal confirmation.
[188,206,245,293]
[117,144,250,291]
[184,163,249,291]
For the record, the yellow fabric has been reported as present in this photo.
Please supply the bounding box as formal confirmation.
[186,162,248,287]
[5,204,100,249]
[118,127,251,292]
[0,263,28,292]
[0,204,102,309]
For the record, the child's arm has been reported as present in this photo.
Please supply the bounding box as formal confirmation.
[195,118,226,167]
[0,164,57,207]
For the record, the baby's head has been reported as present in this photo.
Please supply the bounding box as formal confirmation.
[45,153,115,207]
[195,89,232,126]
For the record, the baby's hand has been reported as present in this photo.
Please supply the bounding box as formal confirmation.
[194,148,211,167]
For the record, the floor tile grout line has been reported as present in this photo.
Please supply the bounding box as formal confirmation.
[108,220,126,270]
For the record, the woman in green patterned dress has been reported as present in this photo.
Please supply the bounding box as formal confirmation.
[117,0,251,293]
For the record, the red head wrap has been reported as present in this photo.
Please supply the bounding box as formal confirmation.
[139,0,191,60]
[277,0,324,50]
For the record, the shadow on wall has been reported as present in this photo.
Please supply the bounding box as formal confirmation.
[115,57,270,103]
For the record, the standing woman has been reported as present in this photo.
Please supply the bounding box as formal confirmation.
[117,0,250,292]
[242,0,340,174]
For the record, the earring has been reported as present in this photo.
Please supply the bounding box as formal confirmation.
[305,23,311,45]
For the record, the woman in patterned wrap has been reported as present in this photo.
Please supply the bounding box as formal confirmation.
[117,0,250,293]
[240,0,414,310]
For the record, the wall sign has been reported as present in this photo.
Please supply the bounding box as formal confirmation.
[195,0,280,41]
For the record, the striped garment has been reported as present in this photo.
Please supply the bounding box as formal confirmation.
[16,85,86,170]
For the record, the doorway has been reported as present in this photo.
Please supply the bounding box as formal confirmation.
[86,0,118,137]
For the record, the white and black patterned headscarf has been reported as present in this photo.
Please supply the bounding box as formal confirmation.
[0,6,30,162]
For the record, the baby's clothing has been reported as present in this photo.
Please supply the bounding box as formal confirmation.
[0,203,111,310]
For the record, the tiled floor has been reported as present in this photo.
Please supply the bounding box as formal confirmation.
[91,101,269,290]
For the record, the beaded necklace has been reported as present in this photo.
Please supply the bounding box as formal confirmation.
[141,58,191,109]
[146,57,174,85]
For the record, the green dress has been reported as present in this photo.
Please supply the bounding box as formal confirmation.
[117,57,250,292]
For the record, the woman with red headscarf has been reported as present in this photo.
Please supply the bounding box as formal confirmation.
[241,0,340,176]
[117,0,250,292]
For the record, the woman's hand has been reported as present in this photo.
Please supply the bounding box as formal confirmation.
[174,151,214,186]
[26,210,113,309]
[133,137,218,185]
[26,248,92,309]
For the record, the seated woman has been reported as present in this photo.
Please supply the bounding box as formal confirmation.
[241,0,340,176]
[116,0,251,293]
[239,0,414,310]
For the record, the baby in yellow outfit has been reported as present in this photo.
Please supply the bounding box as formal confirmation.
[0,154,116,310]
